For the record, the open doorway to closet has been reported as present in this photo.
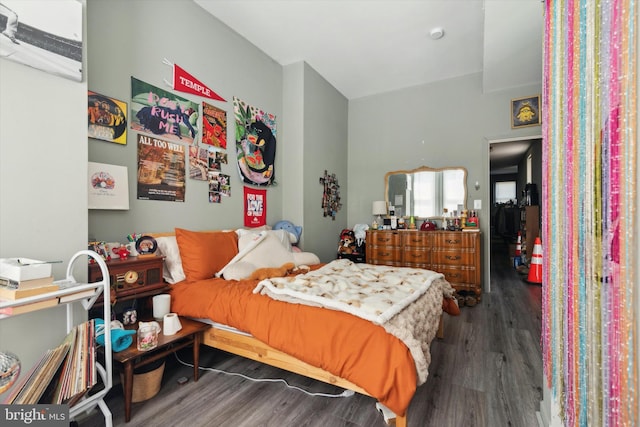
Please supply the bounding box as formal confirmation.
[489,136,542,265]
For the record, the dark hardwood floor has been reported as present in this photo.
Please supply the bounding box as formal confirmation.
[78,237,542,427]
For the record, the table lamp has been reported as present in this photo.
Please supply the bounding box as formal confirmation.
[372,201,387,226]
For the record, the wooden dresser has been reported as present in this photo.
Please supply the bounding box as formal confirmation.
[366,229,482,299]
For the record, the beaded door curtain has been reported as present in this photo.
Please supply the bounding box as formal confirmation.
[542,0,637,426]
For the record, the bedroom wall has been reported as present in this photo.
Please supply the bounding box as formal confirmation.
[301,62,349,262]
[87,0,284,242]
[282,62,349,260]
[0,0,88,398]
[346,73,542,288]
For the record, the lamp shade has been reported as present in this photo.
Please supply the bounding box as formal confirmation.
[372,201,387,216]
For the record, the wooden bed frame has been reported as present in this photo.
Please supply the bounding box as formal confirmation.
[149,231,445,426]
[200,316,444,427]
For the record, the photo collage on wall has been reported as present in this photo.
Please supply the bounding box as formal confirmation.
[87,62,276,215]
[199,101,229,203]
[127,73,233,204]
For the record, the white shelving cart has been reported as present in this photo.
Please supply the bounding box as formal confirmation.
[0,250,113,427]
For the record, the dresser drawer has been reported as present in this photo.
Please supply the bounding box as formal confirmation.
[403,232,429,247]
[402,248,429,266]
[430,265,477,285]
[368,247,402,264]
[368,231,402,246]
[430,232,476,249]
[430,249,477,266]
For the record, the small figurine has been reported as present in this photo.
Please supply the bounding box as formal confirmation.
[113,244,130,260]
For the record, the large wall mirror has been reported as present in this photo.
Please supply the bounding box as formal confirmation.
[385,166,467,218]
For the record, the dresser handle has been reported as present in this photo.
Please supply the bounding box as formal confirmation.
[446,239,460,244]
[448,273,461,278]
[381,252,391,257]
[445,255,461,261]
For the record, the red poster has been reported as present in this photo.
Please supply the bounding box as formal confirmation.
[244,187,266,227]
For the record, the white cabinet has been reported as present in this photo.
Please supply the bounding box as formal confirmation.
[0,250,113,427]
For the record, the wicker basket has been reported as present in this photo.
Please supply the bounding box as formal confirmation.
[120,361,165,403]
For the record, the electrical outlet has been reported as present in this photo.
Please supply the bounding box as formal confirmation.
[474,199,482,210]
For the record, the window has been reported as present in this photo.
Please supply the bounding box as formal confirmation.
[495,181,516,204]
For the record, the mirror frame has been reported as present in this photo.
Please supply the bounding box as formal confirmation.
[384,166,468,218]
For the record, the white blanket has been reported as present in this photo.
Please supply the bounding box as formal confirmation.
[253,259,444,325]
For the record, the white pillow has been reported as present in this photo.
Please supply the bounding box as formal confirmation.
[221,261,259,281]
[155,236,186,284]
[219,231,296,280]
[238,232,295,267]
[292,251,321,266]
[236,228,293,251]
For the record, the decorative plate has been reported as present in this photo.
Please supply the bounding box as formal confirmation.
[135,236,158,255]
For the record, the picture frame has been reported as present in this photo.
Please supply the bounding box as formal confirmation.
[88,91,128,144]
[0,1,83,82]
[88,162,130,210]
[511,95,541,128]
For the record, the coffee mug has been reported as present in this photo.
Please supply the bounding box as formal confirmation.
[163,313,182,336]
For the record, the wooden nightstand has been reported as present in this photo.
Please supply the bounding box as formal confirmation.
[113,317,210,422]
[88,256,169,305]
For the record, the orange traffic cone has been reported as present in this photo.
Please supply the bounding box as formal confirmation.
[514,231,523,268]
[527,237,543,284]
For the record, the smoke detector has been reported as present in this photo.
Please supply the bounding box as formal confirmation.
[429,27,445,40]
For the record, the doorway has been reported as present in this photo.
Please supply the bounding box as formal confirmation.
[485,135,542,291]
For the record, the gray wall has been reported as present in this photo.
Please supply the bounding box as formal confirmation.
[0,1,88,398]
[87,0,284,241]
[346,73,543,289]
[86,1,349,263]
[301,63,349,261]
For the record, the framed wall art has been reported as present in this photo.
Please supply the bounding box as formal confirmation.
[88,162,130,210]
[0,1,83,82]
[88,91,128,144]
[511,95,541,128]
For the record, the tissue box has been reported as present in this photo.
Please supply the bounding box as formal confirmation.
[0,258,53,282]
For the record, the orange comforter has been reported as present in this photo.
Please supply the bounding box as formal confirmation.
[170,274,442,415]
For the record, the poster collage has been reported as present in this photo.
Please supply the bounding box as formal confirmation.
[88,63,276,225]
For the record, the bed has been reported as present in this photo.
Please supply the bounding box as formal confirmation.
[153,228,458,427]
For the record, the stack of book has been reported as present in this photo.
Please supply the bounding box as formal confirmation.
[3,320,97,406]
[0,275,58,316]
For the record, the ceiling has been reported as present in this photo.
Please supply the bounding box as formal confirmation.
[193,0,544,170]
[490,138,540,175]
